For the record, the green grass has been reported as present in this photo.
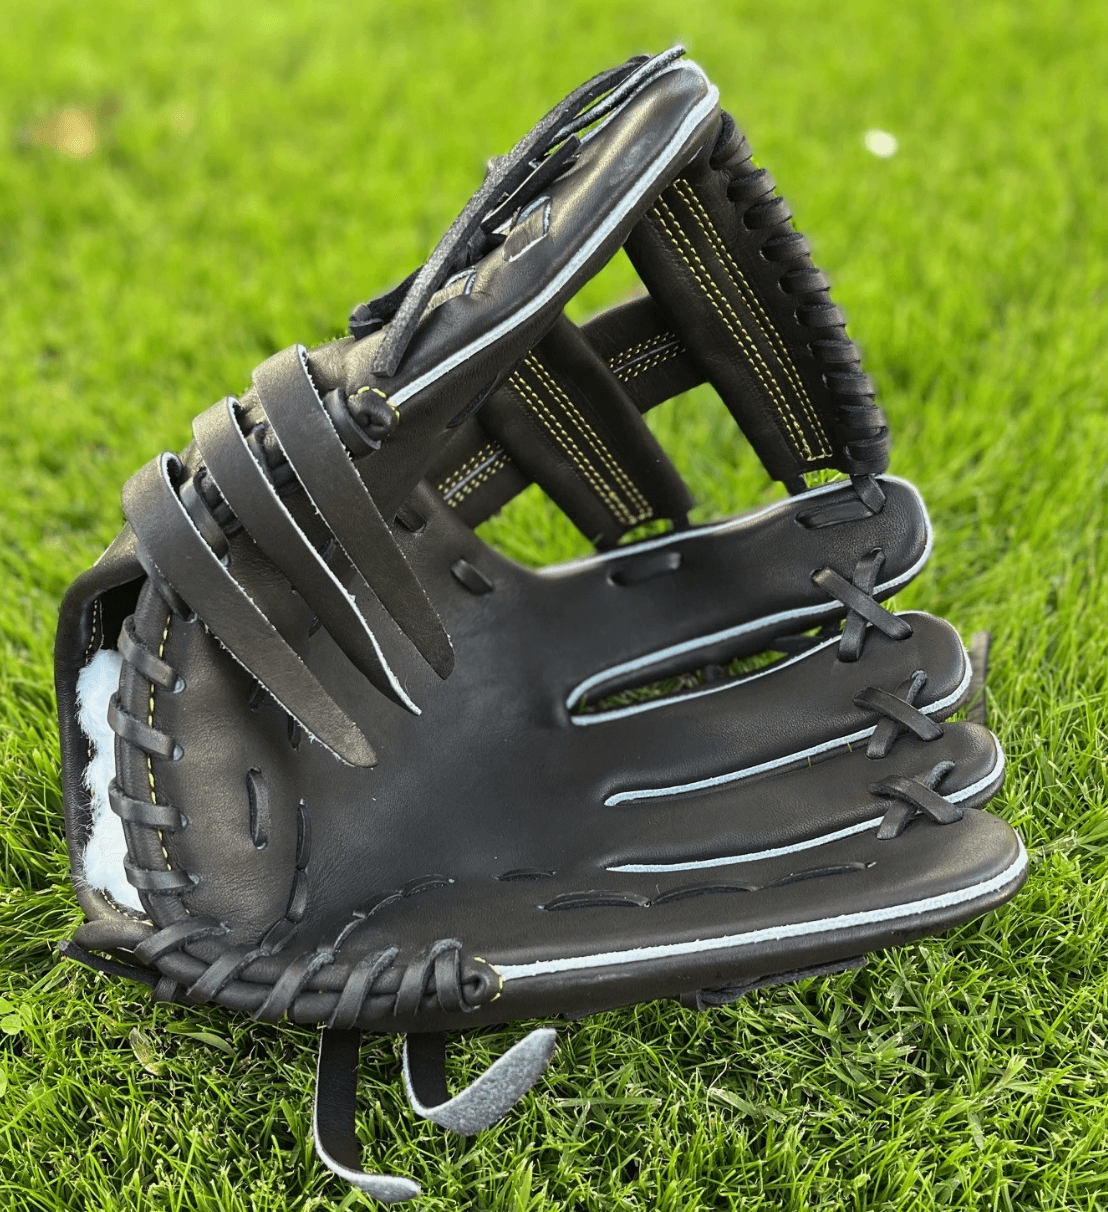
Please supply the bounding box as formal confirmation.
[2,0,1107,1207]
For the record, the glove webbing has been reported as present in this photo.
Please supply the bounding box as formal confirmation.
[424,110,889,544]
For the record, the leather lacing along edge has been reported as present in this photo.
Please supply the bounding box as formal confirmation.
[101,614,497,1022]
[706,113,889,480]
[78,608,553,1200]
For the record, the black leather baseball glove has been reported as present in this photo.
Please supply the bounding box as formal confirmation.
[55,48,1026,1202]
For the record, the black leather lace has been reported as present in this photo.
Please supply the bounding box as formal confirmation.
[812,548,912,662]
[707,115,889,478]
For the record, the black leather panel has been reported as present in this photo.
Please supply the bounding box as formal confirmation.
[624,119,886,481]
[95,468,1020,1027]
[312,61,720,522]
[192,396,406,703]
[479,314,693,545]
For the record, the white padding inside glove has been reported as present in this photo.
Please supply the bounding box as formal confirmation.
[76,649,143,912]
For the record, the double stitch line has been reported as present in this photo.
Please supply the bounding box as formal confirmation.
[609,330,677,372]
[650,198,811,458]
[437,443,503,496]
[525,357,653,519]
[444,451,511,507]
[671,178,830,458]
[509,366,645,527]
[615,344,682,383]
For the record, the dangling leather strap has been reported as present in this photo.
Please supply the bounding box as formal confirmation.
[122,453,375,767]
[193,395,413,708]
[254,346,453,679]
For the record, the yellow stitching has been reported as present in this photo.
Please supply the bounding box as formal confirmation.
[436,443,500,494]
[510,372,648,526]
[352,384,401,423]
[472,956,504,1002]
[438,450,490,493]
[608,330,678,369]
[151,612,173,868]
[615,343,682,382]
[527,357,652,514]
[653,196,808,455]
[672,179,830,456]
[446,453,511,506]
[674,178,821,436]
[525,356,653,516]
[650,199,811,458]
[511,373,637,524]
[440,448,508,501]
[509,373,644,526]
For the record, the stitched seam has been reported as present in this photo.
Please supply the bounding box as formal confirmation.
[438,445,506,499]
[442,450,511,504]
[650,199,811,459]
[608,330,678,370]
[674,178,818,427]
[672,179,830,456]
[446,453,511,506]
[150,612,173,870]
[616,344,682,382]
[509,373,643,527]
[510,372,638,525]
[651,198,809,457]
[438,448,491,493]
[524,356,653,517]
[436,443,500,494]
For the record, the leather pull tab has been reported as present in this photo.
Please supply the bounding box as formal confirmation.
[313,1029,421,1202]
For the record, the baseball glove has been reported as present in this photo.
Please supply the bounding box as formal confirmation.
[55,48,1026,1202]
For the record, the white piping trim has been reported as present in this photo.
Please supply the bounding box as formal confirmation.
[576,631,841,724]
[496,835,1027,983]
[602,646,973,806]
[542,474,926,576]
[206,396,417,717]
[607,738,1006,873]
[389,62,719,407]
[565,477,933,716]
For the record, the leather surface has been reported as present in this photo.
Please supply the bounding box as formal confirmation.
[101,473,1023,1030]
[54,52,1021,1040]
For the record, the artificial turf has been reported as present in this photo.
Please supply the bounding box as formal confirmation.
[2,0,1107,1207]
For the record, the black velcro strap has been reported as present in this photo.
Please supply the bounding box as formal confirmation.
[122,453,375,768]
[405,1032,451,1109]
[193,396,407,704]
[253,346,453,679]
[314,1029,421,1200]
